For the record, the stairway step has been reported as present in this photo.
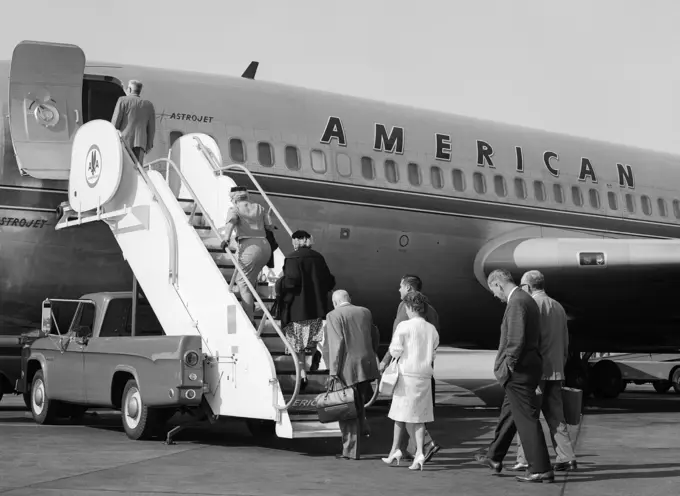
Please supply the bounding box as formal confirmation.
[271,352,323,373]
[278,373,328,395]
[288,420,341,439]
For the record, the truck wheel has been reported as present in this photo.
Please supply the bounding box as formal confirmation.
[0,380,4,402]
[31,370,57,424]
[121,379,156,440]
[671,368,680,394]
[653,380,671,394]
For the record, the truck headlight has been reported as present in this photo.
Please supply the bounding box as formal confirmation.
[184,350,200,367]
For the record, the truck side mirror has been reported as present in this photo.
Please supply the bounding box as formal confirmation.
[41,299,52,336]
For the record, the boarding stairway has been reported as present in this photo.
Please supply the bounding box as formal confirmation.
[55,120,366,439]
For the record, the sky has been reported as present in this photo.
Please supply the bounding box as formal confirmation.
[2,0,680,154]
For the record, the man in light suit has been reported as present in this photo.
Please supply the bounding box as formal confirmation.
[474,269,554,483]
[510,270,577,472]
[111,79,156,163]
[326,289,380,460]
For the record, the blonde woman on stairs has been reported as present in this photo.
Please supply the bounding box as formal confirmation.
[381,291,439,471]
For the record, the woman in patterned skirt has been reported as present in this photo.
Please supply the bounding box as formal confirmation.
[381,291,439,471]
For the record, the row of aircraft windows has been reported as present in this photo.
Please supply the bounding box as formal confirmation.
[169,132,680,222]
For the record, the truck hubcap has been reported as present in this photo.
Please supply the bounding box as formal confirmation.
[125,388,141,429]
[33,380,45,415]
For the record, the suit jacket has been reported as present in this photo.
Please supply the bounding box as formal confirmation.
[111,94,156,152]
[533,291,569,380]
[493,288,542,387]
[326,303,380,386]
[280,247,335,326]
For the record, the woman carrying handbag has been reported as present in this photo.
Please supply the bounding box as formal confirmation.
[381,291,439,471]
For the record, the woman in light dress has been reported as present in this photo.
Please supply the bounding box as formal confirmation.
[382,291,439,471]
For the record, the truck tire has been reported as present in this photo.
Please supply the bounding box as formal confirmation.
[31,370,57,424]
[671,368,680,394]
[0,379,4,403]
[121,379,156,440]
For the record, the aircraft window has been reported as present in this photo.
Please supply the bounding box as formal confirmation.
[257,142,274,167]
[407,163,421,186]
[473,172,486,194]
[452,169,465,192]
[284,146,300,171]
[169,131,183,148]
[384,160,399,184]
[229,138,246,164]
[658,198,668,217]
[673,200,680,219]
[514,178,527,199]
[571,186,583,207]
[607,191,618,210]
[625,193,636,213]
[553,184,564,204]
[641,195,652,216]
[533,181,546,202]
[361,157,375,180]
[311,149,327,174]
[493,175,507,197]
[430,166,443,189]
[336,153,352,177]
[589,189,600,209]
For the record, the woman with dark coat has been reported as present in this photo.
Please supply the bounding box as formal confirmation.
[278,230,335,385]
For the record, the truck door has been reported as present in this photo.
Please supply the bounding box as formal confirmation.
[9,40,86,180]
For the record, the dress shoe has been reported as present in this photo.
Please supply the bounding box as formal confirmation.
[381,449,403,466]
[516,471,555,483]
[508,462,529,471]
[409,453,426,471]
[335,454,351,460]
[423,442,441,463]
[553,460,578,471]
[474,453,502,474]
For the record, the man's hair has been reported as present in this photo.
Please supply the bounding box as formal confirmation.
[128,80,143,94]
[522,270,545,290]
[291,230,311,240]
[332,289,351,305]
[487,268,514,287]
[401,274,422,292]
[403,291,427,316]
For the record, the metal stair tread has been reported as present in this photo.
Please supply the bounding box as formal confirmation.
[287,420,341,438]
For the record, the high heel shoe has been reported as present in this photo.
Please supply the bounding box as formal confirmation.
[381,449,403,466]
[409,454,425,471]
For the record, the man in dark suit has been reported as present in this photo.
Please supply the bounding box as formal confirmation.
[474,269,554,483]
[111,79,156,163]
[379,274,441,462]
[326,290,380,460]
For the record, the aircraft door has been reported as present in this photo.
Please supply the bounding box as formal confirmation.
[9,41,86,180]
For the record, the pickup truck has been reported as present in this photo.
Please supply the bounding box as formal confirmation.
[19,291,204,440]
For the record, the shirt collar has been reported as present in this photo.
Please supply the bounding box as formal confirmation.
[531,290,546,299]
[507,286,519,302]
[337,302,351,308]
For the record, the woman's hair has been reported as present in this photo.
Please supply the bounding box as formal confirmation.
[403,291,427,316]
[229,186,248,202]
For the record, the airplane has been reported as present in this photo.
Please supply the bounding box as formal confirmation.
[2,40,680,401]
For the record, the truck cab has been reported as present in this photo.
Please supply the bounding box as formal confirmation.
[22,292,204,439]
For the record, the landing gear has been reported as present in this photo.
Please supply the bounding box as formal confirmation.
[653,381,672,394]
[671,368,680,394]
[591,360,623,399]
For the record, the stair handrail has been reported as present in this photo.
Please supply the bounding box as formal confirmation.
[120,139,178,285]
[141,156,302,412]
[192,136,293,237]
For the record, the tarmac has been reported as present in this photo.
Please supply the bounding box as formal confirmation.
[0,383,678,496]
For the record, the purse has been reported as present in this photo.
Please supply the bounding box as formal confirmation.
[379,358,400,396]
[315,377,358,424]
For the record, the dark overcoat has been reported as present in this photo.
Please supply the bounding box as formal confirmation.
[279,247,335,326]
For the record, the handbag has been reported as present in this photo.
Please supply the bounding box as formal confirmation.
[379,358,400,396]
[315,378,358,424]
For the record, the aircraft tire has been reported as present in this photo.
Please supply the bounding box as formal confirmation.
[653,381,671,394]
[592,360,622,399]
[670,368,680,394]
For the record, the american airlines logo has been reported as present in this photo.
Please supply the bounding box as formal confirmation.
[85,145,102,187]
